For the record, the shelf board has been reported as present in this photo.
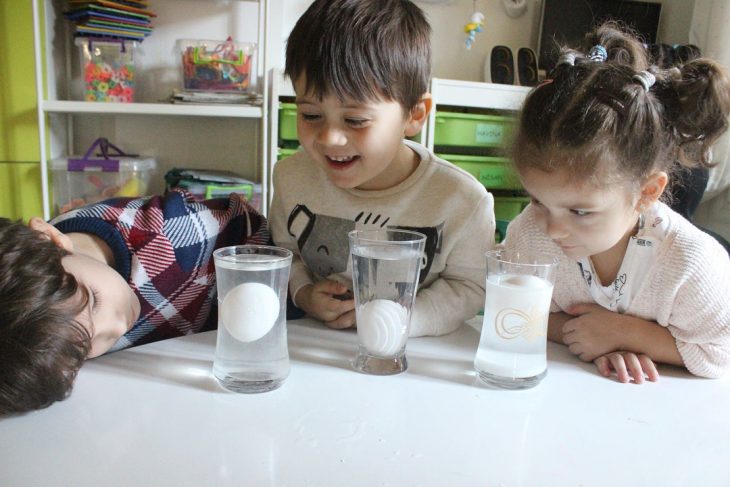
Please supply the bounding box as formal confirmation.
[42,100,263,118]
[431,78,530,111]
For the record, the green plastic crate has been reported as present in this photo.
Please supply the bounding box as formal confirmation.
[495,219,510,244]
[277,147,299,160]
[434,112,514,148]
[279,102,298,142]
[439,153,520,190]
[494,196,530,222]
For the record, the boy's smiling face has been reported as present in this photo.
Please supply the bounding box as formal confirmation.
[293,77,430,191]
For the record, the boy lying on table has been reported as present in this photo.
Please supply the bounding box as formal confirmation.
[0,189,268,415]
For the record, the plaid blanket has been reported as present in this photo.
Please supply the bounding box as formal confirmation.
[52,190,269,351]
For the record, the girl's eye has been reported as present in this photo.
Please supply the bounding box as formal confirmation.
[571,209,591,216]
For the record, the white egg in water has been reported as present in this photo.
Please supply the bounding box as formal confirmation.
[220,282,280,343]
[357,299,408,356]
[501,274,550,289]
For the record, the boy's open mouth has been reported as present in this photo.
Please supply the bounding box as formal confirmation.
[326,155,360,169]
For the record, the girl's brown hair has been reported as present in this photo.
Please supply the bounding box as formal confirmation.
[513,22,730,186]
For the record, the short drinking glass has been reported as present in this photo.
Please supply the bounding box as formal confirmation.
[212,245,293,393]
[349,229,426,375]
[474,249,558,389]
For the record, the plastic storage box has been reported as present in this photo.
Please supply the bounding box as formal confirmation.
[434,112,515,148]
[493,196,530,243]
[494,195,530,221]
[278,102,298,144]
[76,38,137,103]
[277,147,300,161]
[165,169,262,211]
[51,139,156,215]
[439,153,520,189]
[180,38,256,92]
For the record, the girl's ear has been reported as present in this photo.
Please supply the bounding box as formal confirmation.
[404,93,432,137]
[637,171,669,211]
[28,217,74,252]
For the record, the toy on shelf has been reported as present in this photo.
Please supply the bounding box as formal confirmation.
[63,0,155,42]
[464,1,485,50]
[77,37,137,102]
[51,138,156,215]
[165,168,262,210]
[180,37,257,93]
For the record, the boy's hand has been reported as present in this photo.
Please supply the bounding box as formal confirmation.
[325,309,356,330]
[297,280,356,329]
[594,352,659,384]
[562,303,627,361]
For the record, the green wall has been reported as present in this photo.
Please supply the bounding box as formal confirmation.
[0,1,43,220]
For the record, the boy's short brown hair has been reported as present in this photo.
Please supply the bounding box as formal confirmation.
[0,218,91,415]
[285,0,432,111]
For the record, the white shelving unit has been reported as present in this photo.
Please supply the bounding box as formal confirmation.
[41,100,263,118]
[424,78,530,151]
[267,69,295,198]
[32,0,271,219]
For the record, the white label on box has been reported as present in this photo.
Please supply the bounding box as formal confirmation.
[475,123,504,145]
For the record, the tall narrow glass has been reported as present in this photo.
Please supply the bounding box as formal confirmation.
[349,229,426,375]
[213,245,293,393]
[474,249,558,389]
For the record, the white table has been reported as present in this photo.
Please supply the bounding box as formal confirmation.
[2,318,729,486]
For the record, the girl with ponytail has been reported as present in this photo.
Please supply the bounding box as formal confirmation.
[503,22,730,383]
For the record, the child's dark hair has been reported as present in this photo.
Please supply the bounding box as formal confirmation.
[513,22,730,186]
[0,218,91,415]
[285,0,431,111]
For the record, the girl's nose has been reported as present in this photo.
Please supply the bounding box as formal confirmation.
[545,214,570,241]
[316,123,347,146]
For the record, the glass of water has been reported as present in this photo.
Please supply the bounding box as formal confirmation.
[474,249,558,389]
[212,245,293,393]
[349,229,426,375]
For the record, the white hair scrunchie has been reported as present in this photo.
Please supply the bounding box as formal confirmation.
[633,70,656,92]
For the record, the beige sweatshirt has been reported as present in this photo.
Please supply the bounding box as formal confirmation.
[504,202,730,378]
[270,140,495,337]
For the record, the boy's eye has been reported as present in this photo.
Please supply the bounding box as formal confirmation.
[530,197,542,206]
[346,118,369,127]
[88,286,101,311]
[300,113,321,122]
[571,209,592,216]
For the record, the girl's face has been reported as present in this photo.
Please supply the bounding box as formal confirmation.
[519,167,641,260]
[292,77,428,191]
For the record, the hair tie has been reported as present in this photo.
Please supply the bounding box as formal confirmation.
[588,45,608,63]
[632,71,656,92]
[557,52,576,67]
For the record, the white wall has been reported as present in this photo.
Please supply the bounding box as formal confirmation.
[270,0,695,82]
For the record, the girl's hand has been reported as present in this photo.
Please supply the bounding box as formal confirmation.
[296,280,356,329]
[594,352,660,384]
[562,303,629,361]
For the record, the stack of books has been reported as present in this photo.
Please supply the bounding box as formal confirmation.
[169,89,263,106]
[64,0,155,42]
